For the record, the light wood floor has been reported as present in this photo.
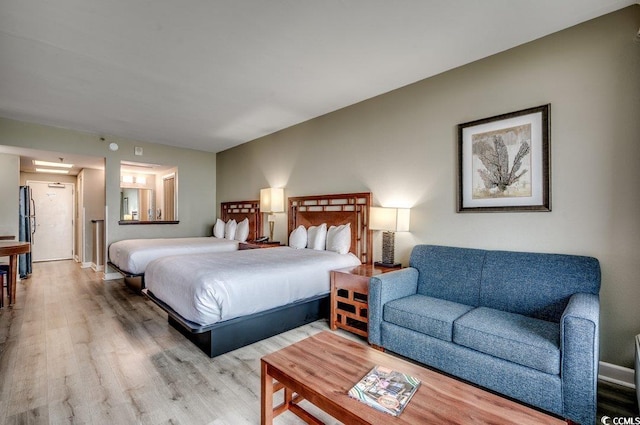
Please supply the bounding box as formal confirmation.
[0,260,637,424]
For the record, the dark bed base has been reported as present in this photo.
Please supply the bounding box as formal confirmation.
[143,289,329,358]
[108,262,145,293]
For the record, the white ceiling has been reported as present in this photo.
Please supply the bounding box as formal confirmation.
[0,1,636,154]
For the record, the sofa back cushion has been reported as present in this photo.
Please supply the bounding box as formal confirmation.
[410,245,484,306]
[480,250,601,322]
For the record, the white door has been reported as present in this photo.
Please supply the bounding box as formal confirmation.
[29,181,74,262]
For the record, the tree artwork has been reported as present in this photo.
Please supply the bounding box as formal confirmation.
[471,124,532,198]
[458,104,550,212]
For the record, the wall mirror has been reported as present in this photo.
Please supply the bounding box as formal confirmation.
[119,160,178,224]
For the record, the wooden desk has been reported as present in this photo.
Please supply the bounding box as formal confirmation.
[0,241,30,307]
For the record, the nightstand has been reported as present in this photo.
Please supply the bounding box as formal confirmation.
[330,264,400,338]
[239,241,282,250]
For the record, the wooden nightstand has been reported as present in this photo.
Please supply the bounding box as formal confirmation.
[239,241,282,250]
[330,264,400,338]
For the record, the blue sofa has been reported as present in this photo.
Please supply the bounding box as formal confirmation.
[368,245,601,425]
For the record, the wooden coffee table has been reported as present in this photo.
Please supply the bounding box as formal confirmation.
[261,331,564,425]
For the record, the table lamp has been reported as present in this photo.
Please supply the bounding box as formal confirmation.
[370,207,410,268]
[260,187,284,241]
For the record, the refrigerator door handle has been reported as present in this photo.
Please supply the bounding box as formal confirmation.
[30,196,36,235]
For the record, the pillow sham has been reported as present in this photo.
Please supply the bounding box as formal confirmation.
[213,218,225,238]
[235,218,250,242]
[326,223,351,254]
[307,223,327,250]
[289,225,307,249]
[224,219,237,240]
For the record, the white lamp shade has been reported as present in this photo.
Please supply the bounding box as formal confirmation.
[260,187,284,213]
[370,207,410,232]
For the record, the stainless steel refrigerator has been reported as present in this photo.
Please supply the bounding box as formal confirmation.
[18,185,34,278]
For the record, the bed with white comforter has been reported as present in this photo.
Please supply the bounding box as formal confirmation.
[108,237,239,275]
[144,246,361,326]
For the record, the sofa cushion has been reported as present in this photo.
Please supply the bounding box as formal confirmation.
[410,245,485,307]
[453,307,561,375]
[480,250,601,322]
[384,294,474,342]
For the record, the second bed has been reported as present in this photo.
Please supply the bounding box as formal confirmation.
[108,200,261,291]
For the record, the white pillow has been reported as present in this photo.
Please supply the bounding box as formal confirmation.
[326,223,351,254]
[235,218,250,242]
[307,223,327,250]
[213,218,225,238]
[224,219,237,240]
[289,225,307,249]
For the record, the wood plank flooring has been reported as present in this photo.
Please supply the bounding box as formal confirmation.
[0,260,637,424]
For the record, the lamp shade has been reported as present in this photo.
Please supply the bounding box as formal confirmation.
[370,207,410,232]
[260,187,284,213]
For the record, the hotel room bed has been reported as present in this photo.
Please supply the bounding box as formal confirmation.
[143,192,373,357]
[108,237,238,276]
[145,246,361,325]
[108,200,261,291]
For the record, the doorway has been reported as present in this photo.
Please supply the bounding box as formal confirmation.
[28,180,74,262]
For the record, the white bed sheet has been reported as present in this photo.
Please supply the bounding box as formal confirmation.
[108,237,239,275]
[145,246,361,326]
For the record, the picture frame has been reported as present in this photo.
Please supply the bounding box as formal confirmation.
[457,104,550,212]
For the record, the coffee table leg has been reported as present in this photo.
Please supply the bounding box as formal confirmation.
[261,360,274,425]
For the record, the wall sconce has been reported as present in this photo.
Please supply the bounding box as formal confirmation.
[260,187,284,241]
[370,207,410,268]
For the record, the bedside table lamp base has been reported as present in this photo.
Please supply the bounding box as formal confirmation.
[374,261,402,268]
[370,207,410,269]
[268,216,275,241]
[260,187,284,243]
[377,231,400,268]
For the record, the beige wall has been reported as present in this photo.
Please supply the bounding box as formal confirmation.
[0,153,19,238]
[80,168,106,263]
[217,6,640,367]
[0,117,218,271]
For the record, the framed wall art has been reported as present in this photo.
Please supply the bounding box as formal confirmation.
[457,104,550,212]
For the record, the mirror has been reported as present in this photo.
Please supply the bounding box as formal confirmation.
[119,161,178,224]
[121,188,154,220]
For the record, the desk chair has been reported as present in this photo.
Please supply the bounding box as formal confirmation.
[0,236,15,307]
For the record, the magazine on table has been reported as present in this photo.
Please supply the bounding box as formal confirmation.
[348,365,421,416]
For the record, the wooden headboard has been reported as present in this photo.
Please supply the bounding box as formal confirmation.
[288,192,372,264]
[220,200,261,241]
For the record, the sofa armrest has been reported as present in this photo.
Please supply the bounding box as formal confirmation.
[368,267,419,346]
[560,292,600,425]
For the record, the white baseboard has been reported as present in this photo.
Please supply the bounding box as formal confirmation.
[599,361,636,389]
[103,272,122,281]
[80,262,92,269]
[91,263,104,272]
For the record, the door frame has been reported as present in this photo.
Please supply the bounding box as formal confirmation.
[26,179,76,262]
